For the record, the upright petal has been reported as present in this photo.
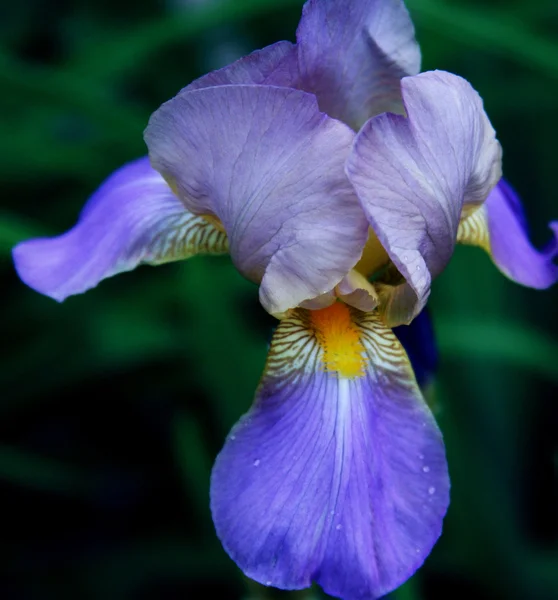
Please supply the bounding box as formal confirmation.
[12,157,227,301]
[185,41,299,91]
[457,179,558,289]
[211,302,449,599]
[146,85,369,316]
[297,0,421,130]
[346,70,502,326]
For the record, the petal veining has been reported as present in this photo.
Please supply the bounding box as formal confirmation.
[145,84,368,316]
[457,179,558,289]
[346,70,502,326]
[12,157,227,301]
[211,303,449,599]
[297,0,421,130]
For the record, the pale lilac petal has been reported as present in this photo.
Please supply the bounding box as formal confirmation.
[185,41,299,91]
[335,269,379,312]
[145,85,368,316]
[297,0,421,129]
[211,304,449,599]
[300,270,379,311]
[346,70,502,325]
[12,157,227,301]
[300,291,337,310]
[458,179,558,289]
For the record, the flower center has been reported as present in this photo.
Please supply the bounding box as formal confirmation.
[200,213,226,233]
[354,228,390,278]
[309,302,367,379]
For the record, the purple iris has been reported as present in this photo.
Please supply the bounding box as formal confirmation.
[12,0,558,598]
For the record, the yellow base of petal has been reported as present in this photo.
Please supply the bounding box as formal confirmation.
[309,302,367,379]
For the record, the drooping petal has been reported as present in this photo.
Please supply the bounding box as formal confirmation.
[185,41,299,91]
[457,179,558,289]
[12,157,227,301]
[393,308,438,389]
[346,70,502,326]
[145,85,369,316]
[297,0,421,130]
[211,302,449,599]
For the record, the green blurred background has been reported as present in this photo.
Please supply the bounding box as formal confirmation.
[1,0,557,598]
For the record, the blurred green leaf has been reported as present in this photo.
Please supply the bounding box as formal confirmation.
[0,50,146,141]
[80,536,233,600]
[178,258,267,433]
[0,445,89,493]
[436,316,558,383]
[0,280,184,409]
[67,0,304,83]
[390,577,421,600]
[0,211,47,254]
[408,0,558,78]
[172,411,213,523]
[526,551,558,597]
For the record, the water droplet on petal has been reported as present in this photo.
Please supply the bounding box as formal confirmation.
[253,459,260,467]
[230,435,236,441]
[266,581,272,586]
[330,510,335,516]
[418,453,424,460]
[415,265,421,271]
[336,524,342,530]
[428,486,435,495]
[422,466,430,473]
[403,254,408,262]
[415,547,420,554]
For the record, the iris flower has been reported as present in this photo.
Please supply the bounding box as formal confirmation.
[13,0,558,598]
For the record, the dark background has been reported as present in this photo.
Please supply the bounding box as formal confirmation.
[1,0,557,598]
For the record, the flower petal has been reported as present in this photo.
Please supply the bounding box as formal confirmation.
[185,41,299,91]
[393,308,438,389]
[296,0,421,130]
[145,85,369,316]
[346,70,502,326]
[335,269,379,312]
[211,303,449,599]
[457,179,558,289]
[12,157,227,301]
